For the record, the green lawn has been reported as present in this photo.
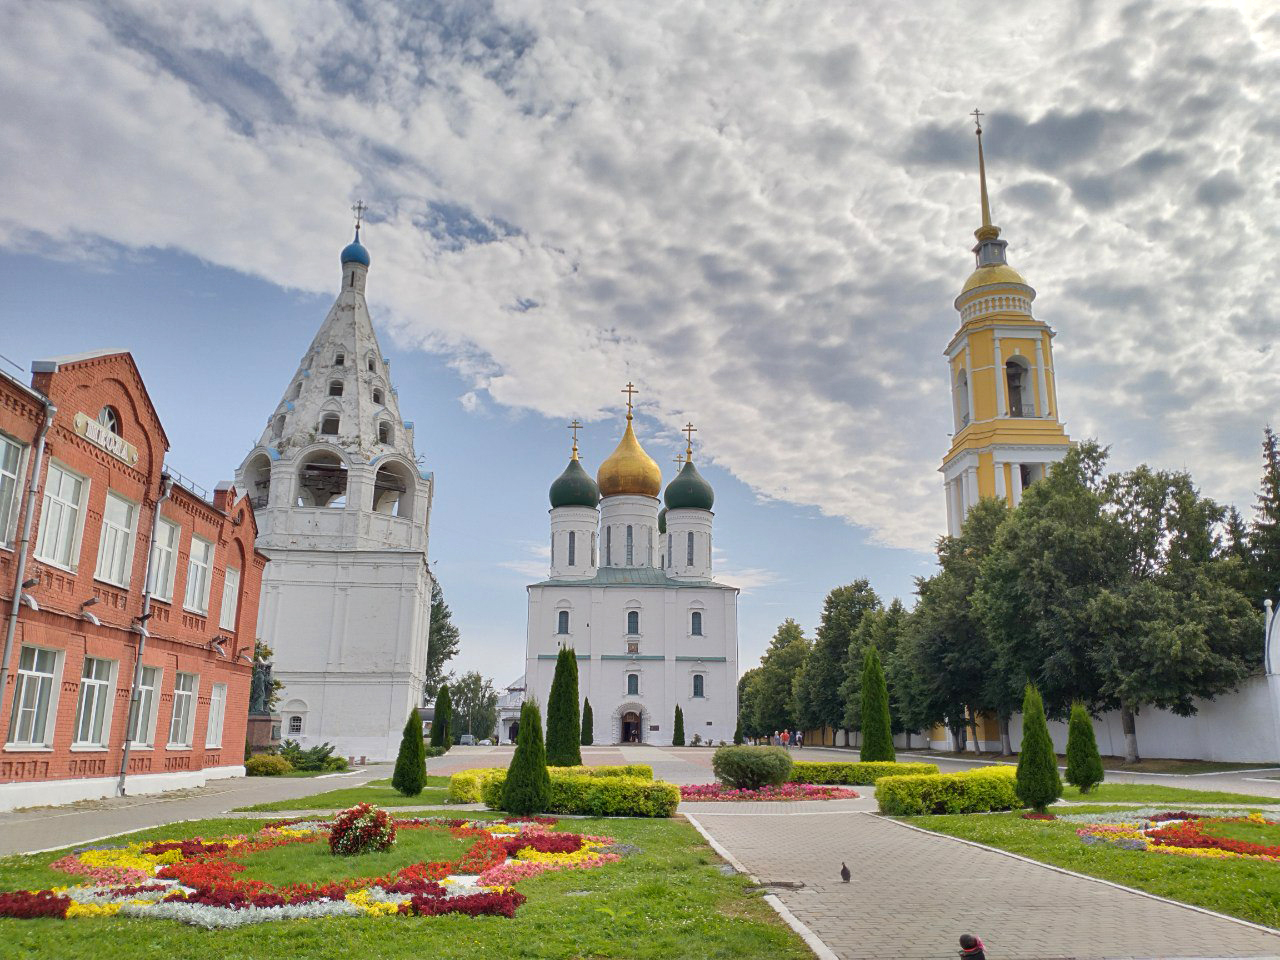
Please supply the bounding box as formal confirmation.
[904,751,1278,776]
[0,813,808,960]
[1056,783,1280,806]
[904,808,1280,928]
[1205,817,1280,848]
[238,826,469,887]
[234,777,452,812]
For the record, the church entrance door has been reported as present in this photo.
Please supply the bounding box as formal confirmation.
[508,720,519,743]
[621,711,641,744]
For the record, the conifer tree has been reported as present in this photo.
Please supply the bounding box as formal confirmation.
[733,716,744,745]
[1250,426,1280,607]
[1016,685,1062,812]
[580,698,594,746]
[429,684,453,750]
[502,700,551,815]
[1065,701,1104,794]
[859,646,896,762]
[391,711,426,796]
[672,705,685,746]
[545,647,582,766]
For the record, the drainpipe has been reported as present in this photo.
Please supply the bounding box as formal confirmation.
[0,401,56,725]
[116,473,172,797]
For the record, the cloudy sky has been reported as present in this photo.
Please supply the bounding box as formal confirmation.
[2,1,1277,681]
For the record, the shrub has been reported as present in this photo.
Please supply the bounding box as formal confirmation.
[733,718,744,745]
[1065,701,1104,794]
[711,745,794,789]
[448,767,505,803]
[392,711,427,796]
[551,764,653,780]
[245,754,292,777]
[1016,684,1062,812]
[279,739,338,771]
[790,761,939,785]
[424,745,448,759]
[481,772,679,818]
[448,763,650,804]
[546,648,582,766]
[429,685,452,750]
[502,700,551,815]
[672,705,685,746]
[322,756,349,772]
[875,767,1020,815]
[328,803,396,856]
[859,646,896,762]
[580,699,594,746]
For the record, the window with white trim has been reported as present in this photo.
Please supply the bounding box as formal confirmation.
[626,673,639,696]
[169,672,197,747]
[34,462,86,569]
[95,491,138,587]
[605,527,612,566]
[625,525,633,565]
[692,674,705,698]
[73,657,114,746]
[557,610,570,635]
[184,536,214,614]
[0,434,22,547]
[7,646,57,747]
[626,610,640,635]
[288,715,303,735]
[219,567,241,631]
[206,683,227,748]
[691,611,703,636]
[148,518,180,601]
[568,531,576,567]
[686,531,694,567]
[128,666,160,746]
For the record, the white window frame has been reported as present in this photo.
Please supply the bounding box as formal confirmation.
[691,610,703,636]
[73,656,116,747]
[184,536,214,615]
[556,609,570,635]
[95,491,138,588]
[128,665,161,748]
[626,672,640,696]
[168,672,198,748]
[0,433,24,548]
[288,714,303,735]
[218,567,241,631]
[206,683,227,748]
[148,517,180,602]
[692,674,706,699]
[34,460,88,571]
[626,609,640,636]
[7,646,60,748]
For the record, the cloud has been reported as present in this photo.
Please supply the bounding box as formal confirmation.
[2,1,1278,551]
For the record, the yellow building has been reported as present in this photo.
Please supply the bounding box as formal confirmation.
[941,118,1072,537]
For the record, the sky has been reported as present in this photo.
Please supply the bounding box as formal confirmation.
[1,1,1277,683]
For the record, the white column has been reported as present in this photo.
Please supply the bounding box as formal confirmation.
[994,460,1006,500]
[1010,463,1024,506]
[946,480,960,537]
[966,466,979,508]
[1035,339,1050,419]
[994,336,1007,417]
[963,344,976,423]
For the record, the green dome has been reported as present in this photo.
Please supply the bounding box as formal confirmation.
[664,460,714,511]
[658,507,668,534]
[550,457,600,509]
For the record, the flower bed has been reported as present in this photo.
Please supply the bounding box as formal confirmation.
[679,783,860,802]
[1071,811,1280,862]
[0,809,621,927]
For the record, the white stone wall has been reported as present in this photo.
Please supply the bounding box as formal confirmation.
[599,495,660,568]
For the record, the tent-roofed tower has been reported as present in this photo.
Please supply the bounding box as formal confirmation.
[940,112,1072,536]
[236,207,434,761]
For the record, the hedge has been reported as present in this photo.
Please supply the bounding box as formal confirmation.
[246,754,293,776]
[875,766,1020,816]
[789,761,939,785]
[447,764,653,804]
[480,771,679,818]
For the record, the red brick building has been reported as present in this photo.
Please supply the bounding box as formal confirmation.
[0,350,266,810]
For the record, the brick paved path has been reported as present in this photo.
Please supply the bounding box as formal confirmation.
[687,805,1280,960]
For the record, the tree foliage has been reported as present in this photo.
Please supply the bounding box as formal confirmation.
[1015,685,1061,812]
[580,698,594,746]
[425,578,461,699]
[451,672,499,741]
[1065,702,1104,793]
[1247,426,1280,606]
[751,620,810,735]
[795,581,880,733]
[391,711,426,796]
[545,647,582,766]
[672,705,685,746]
[428,684,453,749]
[502,700,550,815]
[858,646,895,762]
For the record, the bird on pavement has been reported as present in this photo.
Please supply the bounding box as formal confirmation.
[840,863,851,883]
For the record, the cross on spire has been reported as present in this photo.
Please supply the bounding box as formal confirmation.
[970,107,984,133]
[971,108,995,233]
[351,200,367,241]
[621,382,638,419]
[673,452,685,466]
[683,422,697,460]
[567,419,583,459]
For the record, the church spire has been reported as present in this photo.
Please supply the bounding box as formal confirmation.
[968,110,1009,270]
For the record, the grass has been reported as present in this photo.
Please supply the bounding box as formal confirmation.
[1056,783,1280,806]
[905,750,1277,775]
[1204,818,1280,848]
[0,813,808,960]
[903,807,1280,928]
[238,826,468,887]
[234,777,452,812]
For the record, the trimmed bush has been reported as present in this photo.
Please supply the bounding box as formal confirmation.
[551,764,653,780]
[245,754,292,776]
[790,761,939,785]
[581,699,594,746]
[447,763,653,804]
[391,711,427,796]
[1016,684,1062,812]
[859,646,896,762]
[546,648,582,766]
[1065,701,1105,794]
[711,745,794,789]
[672,705,685,746]
[876,766,1019,815]
[429,685,453,750]
[481,772,679,818]
[501,700,551,815]
[448,767,505,803]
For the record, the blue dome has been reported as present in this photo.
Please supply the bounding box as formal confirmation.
[341,239,370,267]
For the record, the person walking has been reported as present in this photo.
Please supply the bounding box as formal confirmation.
[795,730,803,749]
[781,730,791,749]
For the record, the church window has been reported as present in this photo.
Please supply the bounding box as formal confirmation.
[668,534,672,565]
[686,532,694,567]
[367,357,376,373]
[625,525,633,565]
[320,415,340,436]
[288,715,302,734]
[691,611,702,636]
[627,610,639,635]
[334,353,345,366]
[605,527,612,566]
[1006,359,1033,417]
[626,673,639,696]
[297,450,348,507]
[692,675,705,698]
[328,380,344,397]
[271,415,285,440]
[378,421,393,444]
[372,387,385,405]
[591,533,597,567]
[557,610,569,635]
[568,531,576,567]
[291,381,303,400]
[97,406,121,436]
[373,461,414,517]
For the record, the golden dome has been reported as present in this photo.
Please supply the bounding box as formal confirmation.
[597,415,661,498]
[961,262,1028,294]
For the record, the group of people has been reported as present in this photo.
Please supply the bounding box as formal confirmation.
[770,730,803,748]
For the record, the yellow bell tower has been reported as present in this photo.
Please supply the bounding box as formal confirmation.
[940,111,1072,536]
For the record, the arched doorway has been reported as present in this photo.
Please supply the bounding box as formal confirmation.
[508,719,519,743]
[621,711,642,744]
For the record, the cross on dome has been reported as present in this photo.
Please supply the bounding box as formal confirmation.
[621,382,638,419]
[568,419,583,460]
[683,422,698,460]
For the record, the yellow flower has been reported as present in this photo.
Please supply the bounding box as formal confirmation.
[66,902,122,918]
[347,889,401,916]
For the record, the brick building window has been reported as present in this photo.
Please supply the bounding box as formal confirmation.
[0,434,22,546]
[7,646,58,747]
[73,656,114,746]
[96,491,138,588]
[184,536,214,615]
[169,673,197,747]
[148,518,180,602]
[206,683,227,748]
[219,567,241,630]
[96,406,121,435]
[128,666,160,747]
[34,461,86,570]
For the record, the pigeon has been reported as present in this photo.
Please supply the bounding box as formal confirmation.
[840,863,851,883]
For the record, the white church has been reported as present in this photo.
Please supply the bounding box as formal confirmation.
[523,391,740,745]
[237,217,435,761]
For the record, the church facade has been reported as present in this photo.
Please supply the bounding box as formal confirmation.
[236,220,434,762]
[524,395,739,745]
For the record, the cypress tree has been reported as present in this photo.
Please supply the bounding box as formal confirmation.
[391,711,426,796]
[733,716,744,745]
[545,647,582,766]
[1016,685,1062,812]
[1065,701,1105,794]
[502,700,551,815]
[429,684,453,750]
[580,698,594,746]
[859,646,896,762]
[672,705,685,746]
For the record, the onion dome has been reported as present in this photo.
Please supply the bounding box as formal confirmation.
[341,227,370,267]
[961,262,1026,294]
[597,415,661,498]
[664,459,715,510]
[550,457,600,509]
[658,506,667,534]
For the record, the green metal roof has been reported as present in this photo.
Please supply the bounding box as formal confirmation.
[529,567,735,590]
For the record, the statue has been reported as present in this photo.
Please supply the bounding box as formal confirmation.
[250,661,273,716]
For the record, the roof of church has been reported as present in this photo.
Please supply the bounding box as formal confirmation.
[529,567,735,590]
